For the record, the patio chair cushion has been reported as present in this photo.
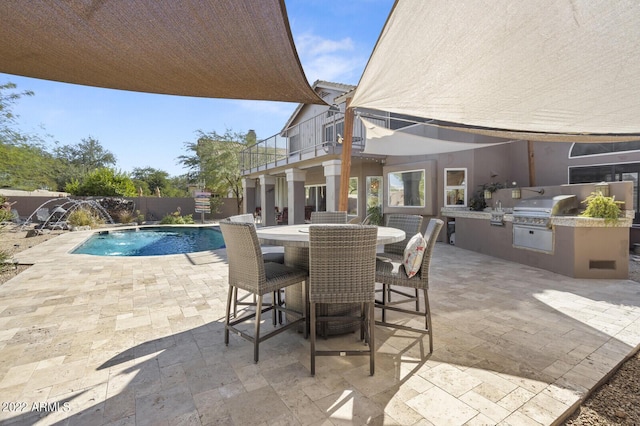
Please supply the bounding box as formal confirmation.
[403,233,426,278]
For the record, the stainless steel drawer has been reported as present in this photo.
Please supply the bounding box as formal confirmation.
[513,225,553,253]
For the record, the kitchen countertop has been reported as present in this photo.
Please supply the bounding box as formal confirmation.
[441,207,634,228]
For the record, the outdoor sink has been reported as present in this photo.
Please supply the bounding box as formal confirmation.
[490,211,505,226]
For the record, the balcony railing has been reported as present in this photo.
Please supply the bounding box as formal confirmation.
[240,110,379,174]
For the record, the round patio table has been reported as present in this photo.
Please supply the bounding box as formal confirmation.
[256,223,405,335]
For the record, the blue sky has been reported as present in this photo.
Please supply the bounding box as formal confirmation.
[2,0,394,177]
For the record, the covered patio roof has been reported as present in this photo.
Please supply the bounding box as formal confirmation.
[0,0,324,105]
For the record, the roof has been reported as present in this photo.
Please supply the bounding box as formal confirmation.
[280,81,356,132]
[0,0,324,104]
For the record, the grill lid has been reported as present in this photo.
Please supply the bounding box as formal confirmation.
[513,195,578,216]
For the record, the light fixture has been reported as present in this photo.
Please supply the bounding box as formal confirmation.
[484,190,492,199]
[337,133,343,144]
[511,188,521,199]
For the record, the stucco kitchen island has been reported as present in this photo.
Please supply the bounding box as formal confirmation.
[442,195,634,279]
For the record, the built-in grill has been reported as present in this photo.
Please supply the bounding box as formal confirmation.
[513,195,579,228]
[512,195,578,252]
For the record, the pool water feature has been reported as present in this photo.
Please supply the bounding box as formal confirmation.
[72,226,225,256]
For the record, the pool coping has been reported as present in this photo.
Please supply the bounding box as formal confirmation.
[13,225,229,266]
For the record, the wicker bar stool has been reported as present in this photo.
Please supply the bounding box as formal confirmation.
[377,214,424,316]
[220,221,307,363]
[225,215,285,318]
[308,225,378,376]
[375,218,443,353]
[310,211,348,224]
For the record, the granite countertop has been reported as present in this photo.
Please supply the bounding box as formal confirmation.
[440,207,634,228]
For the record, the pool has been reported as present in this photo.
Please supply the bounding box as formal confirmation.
[72,226,225,256]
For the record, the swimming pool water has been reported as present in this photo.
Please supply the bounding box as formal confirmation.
[72,226,225,256]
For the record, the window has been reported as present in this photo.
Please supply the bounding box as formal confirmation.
[366,176,383,209]
[388,169,425,207]
[323,121,344,143]
[348,177,358,215]
[305,185,326,212]
[444,168,467,207]
[569,141,640,158]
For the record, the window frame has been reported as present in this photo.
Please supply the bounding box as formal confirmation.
[387,168,426,208]
[444,168,468,207]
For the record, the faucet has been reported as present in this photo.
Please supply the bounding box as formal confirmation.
[496,200,502,211]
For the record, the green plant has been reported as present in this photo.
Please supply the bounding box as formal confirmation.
[469,182,505,211]
[117,210,135,224]
[580,191,624,223]
[160,211,195,224]
[135,210,145,224]
[0,209,12,224]
[0,249,11,273]
[67,208,104,228]
[366,205,383,226]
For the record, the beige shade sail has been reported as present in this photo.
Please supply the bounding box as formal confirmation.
[360,118,513,156]
[350,0,640,141]
[0,0,324,104]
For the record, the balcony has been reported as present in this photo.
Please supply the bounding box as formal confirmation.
[240,110,376,175]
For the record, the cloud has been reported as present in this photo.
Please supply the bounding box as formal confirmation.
[294,32,365,84]
[296,33,355,56]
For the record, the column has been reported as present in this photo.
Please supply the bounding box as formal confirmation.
[259,175,277,226]
[242,178,256,217]
[285,168,306,224]
[323,160,341,212]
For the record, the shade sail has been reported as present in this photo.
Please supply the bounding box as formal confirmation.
[350,0,640,141]
[0,0,324,104]
[361,118,512,156]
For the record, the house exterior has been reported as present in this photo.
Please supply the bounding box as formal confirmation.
[240,80,640,242]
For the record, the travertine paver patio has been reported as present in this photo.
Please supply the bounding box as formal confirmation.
[0,228,639,425]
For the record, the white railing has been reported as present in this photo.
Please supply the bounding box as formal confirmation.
[240,110,375,174]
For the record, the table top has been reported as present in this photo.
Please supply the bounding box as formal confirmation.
[256,224,405,248]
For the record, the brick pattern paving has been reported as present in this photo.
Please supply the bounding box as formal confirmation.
[0,230,639,425]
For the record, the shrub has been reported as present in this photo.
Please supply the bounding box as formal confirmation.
[580,191,624,224]
[0,249,10,273]
[0,209,12,224]
[366,205,383,226]
[65,168,137,197]
[135,210,145,224]
[160,211,195,224]
[117,210,135,224]
[67,208,105,228]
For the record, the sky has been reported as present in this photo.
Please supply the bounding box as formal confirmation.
[2,0,395,177]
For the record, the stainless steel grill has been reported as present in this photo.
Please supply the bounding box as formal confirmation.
[512,195,579,228]
[512,195,578,253]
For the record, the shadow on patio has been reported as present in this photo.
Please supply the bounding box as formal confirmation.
[1,238,640,425]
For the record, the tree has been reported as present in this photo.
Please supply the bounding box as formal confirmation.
[0,82,34,145]
[65,167,137,197]
[179,129,253,214]
[54,137,116,174]
[0,82,58,190]
[0,142,58,190]
[53,137,117,190]
[131,167,190,197]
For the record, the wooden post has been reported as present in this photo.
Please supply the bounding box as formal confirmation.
[527,140,536,186]
[338,99,354,212]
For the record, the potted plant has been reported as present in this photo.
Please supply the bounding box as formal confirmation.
[469,182,504,211]
[579,191,624,224]
[366,205,383,226]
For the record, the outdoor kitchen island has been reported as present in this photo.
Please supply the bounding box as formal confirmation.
[441,182,634,279]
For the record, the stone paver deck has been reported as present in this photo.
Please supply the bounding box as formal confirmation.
[0,228,639,425]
